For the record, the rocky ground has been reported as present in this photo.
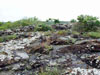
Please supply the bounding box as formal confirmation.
[0,24,100,75]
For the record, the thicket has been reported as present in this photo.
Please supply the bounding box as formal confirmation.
[73,15,100,32]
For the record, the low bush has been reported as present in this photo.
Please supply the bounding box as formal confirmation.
[71,31,80,35]
[38,67,62,75]
[84,32,100,38]
[57,30,67,35]
[45,45,53,52]
[44,31,52,36]
[78,15,100,32]
[35,24,52,31]
[73,15,100,32]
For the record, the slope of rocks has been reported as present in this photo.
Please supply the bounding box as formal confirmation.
[0,24,100,75]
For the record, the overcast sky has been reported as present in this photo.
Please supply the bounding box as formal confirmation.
[0,0,100,22]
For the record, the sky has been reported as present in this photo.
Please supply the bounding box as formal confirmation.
[0,0,100,22]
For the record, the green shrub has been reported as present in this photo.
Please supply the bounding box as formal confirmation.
[0,37,4,42]
[77,15,100,32]
[54,19,60,24]
[35,24,52,31]
[57,30,67,35]
[45,45,53,52]
[84,32,100,38]
[71,31,80,35]
[7,34,17,40]
[44,31,52,36]
[38,67,62,75]
[66,38,77,44]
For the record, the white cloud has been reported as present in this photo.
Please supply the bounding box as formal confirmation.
[0,0,100,21]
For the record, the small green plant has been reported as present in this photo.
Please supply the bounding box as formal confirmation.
[57,30,67,35]
[7,34,17,40]
[66,37,77,44]
[71,31,80,35]
[44,31,52,36]
[38,67,62,75]
[45,45,53,51]
[0,37,4,42]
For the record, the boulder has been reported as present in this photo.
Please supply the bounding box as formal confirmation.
[49,35,67,45]
[59,40,100,54]
[4,29,13,35]
[20,25,34,32]
[81,55,100,69]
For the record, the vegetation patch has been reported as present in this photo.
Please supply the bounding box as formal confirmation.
[72,15,100,32]
[38,67,63,75]
[57,30,67,35]
[71,31,80,35]
[0,17,43,30]
[0,34,17,42]
[45,45,53,51]
[84,32,100,38]
[44,31,52,36]
[35,24,52,31]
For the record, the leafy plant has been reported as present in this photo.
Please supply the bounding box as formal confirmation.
[38,67,62,75]
[57,30,67,35]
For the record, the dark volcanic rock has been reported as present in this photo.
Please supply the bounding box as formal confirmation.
[49,34,67,45]
[59,40,100,54]
[25,40,44,54]
[0,29,13,36]
[81,55,100,69]
[52,24,68,30]
[20,25,34,32]
[0,31,4,36]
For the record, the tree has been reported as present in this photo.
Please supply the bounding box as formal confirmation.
[54,19,60,24]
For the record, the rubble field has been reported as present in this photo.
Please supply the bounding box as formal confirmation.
[0,24,100,75]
